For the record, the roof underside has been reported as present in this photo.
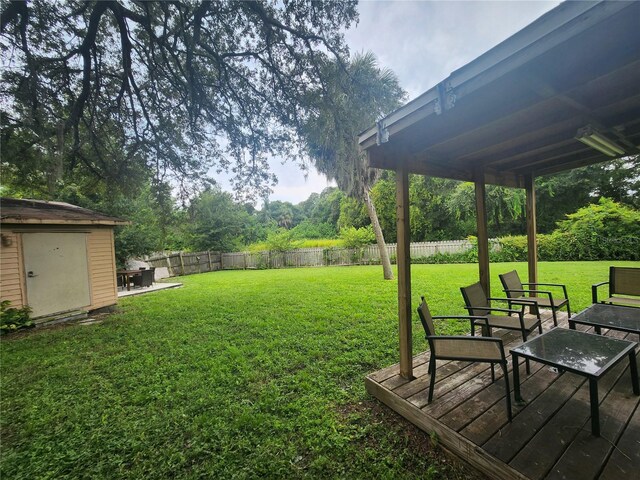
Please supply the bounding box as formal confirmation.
[360,1,640,188]
[0,198,129,225]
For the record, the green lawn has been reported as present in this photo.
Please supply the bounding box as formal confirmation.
[1,261,637,479]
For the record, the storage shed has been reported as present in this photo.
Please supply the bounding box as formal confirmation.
[0,198,129,321]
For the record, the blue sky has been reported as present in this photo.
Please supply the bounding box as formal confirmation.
[220,0,561,204]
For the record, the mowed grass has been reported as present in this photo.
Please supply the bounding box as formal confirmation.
[1,261,637,479]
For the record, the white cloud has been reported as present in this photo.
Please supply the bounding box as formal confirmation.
[266,160,336,204]
[214,158,335,206]
[347,1,560,100]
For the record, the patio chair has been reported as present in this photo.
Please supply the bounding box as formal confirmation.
[592,266,640,307]
[499,270,570,326]
[460,282,542,342]
[417,297,512,421]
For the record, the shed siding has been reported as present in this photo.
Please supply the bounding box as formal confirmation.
[87,228,118,309]
[0,232,24,307]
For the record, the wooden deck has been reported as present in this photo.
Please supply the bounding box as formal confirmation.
[365,312,639,480]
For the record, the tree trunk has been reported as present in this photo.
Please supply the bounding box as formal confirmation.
[364,188,394,280]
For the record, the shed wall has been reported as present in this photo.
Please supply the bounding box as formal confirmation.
[87,228,118,309]
[0,225,118,314]
[0,232,25,307]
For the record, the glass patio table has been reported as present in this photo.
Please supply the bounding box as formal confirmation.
[511,328,639,436]
[568,303,640,336]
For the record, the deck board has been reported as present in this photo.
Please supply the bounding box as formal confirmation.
[365,311,640,480]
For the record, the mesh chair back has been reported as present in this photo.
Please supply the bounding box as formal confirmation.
[499,270,523,299]
[432,338,502,361]
[460,282,490,316]
[417,297,435,337]
[611,267,640,296]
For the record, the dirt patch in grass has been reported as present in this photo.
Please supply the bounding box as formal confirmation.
[338,399,487,480]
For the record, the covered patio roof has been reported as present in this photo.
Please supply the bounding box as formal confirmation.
[358,1,640,380]
[359,1,640,188]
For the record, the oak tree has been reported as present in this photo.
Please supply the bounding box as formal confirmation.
[1,0,358,200]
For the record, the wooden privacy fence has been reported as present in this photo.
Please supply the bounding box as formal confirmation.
[146,251,222,276]
[147,240,479,277]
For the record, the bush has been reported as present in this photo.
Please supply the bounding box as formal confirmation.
[265,229,302,253]
[339,226,375,249]
[490,235,528,262]
[487,199,640,262]
[290,220,337,240]
[551,198,640,260]
[1,300,33,334]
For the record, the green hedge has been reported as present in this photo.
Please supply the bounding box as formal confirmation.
[489,199,640,262]
[489,233,639,262]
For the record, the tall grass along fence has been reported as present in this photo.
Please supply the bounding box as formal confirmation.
[146,240,476,277]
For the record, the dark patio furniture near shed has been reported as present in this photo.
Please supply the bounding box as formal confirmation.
[499,270,570,326]
[460,282,542,342]
[592,266,640,307]
[132,268,154,288]
[417,297,512,421]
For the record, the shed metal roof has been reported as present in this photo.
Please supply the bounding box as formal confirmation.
[359,1,640,187]
[0,198,130,226]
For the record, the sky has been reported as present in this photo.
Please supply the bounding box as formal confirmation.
[220,0,561,205]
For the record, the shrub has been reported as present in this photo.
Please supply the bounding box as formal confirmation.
[290,220,337,240]
[491,235,528,262]
[551,198,640,260]
[265,229,302,253]
[339,226,375,249]
[1,300,33,334]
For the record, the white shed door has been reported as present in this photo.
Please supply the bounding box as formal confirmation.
[22,233,91,318]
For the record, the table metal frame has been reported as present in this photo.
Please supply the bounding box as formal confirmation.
[511,328,639,436]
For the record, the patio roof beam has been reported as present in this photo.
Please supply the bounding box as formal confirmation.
[368,150,525,189]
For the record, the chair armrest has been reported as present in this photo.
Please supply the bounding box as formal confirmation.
[463,305,523,317]
[523,282,568,299]
[505,287,553,297]
[487,296,534,305]
[523,282,565,287]
[432,315,490,330]
[432,315,488,321]
[591,281,608,303]
[504,288,555,305]
[430,335,502,345]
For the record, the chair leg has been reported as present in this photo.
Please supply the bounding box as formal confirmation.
[551,309,558,326]
[501,362,512,422]
[491,363,495,382]
[428,357,437,403]
[566,301,571,318]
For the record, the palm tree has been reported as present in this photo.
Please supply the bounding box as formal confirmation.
[300,52,406,279]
